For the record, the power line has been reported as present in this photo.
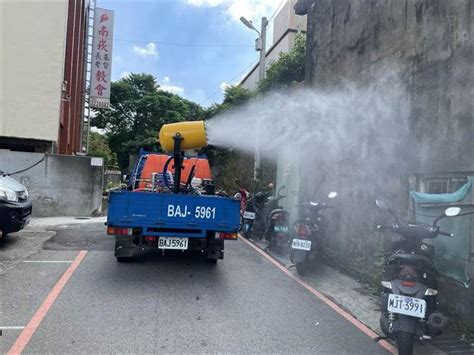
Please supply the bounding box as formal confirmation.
[201,61,256,106]
[199,1,286,105]
[90,35,254,48]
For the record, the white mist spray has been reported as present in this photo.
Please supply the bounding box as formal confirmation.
[205,75,410,166]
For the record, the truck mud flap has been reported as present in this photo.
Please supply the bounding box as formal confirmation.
[205,235,224,260]
[114,237,137,257]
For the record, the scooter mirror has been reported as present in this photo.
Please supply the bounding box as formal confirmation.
[328,192,338,199]
[375,199,389,210]
[445,206,461,217]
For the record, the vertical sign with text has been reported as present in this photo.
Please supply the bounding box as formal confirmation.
[90,8,114,109]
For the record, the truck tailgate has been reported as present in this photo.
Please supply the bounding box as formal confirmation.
[107,191,240,237]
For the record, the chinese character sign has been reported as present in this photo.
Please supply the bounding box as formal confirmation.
[90,8,114,109]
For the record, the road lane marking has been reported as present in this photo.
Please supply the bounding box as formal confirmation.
[23,260,73,263]
[1,327,25,330]
[7,250,88,355]
[239,237,397,355]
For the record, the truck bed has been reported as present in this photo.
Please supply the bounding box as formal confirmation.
[107,190,240,238]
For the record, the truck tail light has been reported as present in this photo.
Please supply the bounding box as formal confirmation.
[216,232,238,240]
[144,236,156,242]
[107,227,132,236]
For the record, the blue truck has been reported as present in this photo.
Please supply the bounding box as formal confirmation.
[106,121,241,263]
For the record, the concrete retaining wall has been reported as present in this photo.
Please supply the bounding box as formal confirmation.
[299,0,473,321]
[0,151,103,217]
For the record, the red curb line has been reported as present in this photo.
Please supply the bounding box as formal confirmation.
[7,250,88,355]
[239,237,397,354]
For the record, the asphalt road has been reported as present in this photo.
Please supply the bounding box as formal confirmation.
[1,222,390,354]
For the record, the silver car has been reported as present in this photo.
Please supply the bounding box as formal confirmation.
[0,173,32,237]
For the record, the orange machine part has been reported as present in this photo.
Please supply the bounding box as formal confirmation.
[138,154,212,188]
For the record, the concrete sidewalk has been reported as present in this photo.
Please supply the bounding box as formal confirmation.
[248,237,472,355]
[27,216,107,229]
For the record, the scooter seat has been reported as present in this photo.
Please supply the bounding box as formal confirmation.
[269,209,289,217]
[387,253,435,270]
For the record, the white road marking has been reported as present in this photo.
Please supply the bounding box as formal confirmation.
[23,260,73,263]
[1,326,25,330]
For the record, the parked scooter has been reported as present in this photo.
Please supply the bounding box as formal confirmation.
[264,185,290,253]
[290,191,338,275]
[233,181,250,221]
[375,199,463,355]
[241,190,270,239]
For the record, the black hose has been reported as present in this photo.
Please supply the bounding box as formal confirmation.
[2,154,46,176]
[162,156,174,190]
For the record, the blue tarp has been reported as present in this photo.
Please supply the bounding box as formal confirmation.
[410,180,471,204]
[410,177,473,287]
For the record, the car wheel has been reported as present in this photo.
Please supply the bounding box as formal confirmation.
[0,230,7,242]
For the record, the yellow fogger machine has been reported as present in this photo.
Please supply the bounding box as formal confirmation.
[158,120,208,153]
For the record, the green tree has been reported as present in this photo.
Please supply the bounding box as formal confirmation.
[92,73,204,169]
[88,131,112,167]
[202,86,255,192]
[204,85,254,119]
[203,34,306,190]
[257,33,306,93]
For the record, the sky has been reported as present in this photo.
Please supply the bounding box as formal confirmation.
[98,0,284,107]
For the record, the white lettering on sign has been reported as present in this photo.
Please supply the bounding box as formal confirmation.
[90,8,114,109]
[90,157,103,166]
[166,205,217,219]
[167,205,190,218]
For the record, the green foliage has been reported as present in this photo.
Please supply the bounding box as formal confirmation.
[447,307,474,341]
[108,152,119,170]
[204,85,254,119]
[88,131,112,167]
[323,245,386,296]
[92,73,204,169]
[257,33,306,93]
[347,248,385,295]
[203,35,306,189]
[202,86,255,190]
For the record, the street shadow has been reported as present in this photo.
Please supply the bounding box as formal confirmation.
[0,232,21,250]
[43,223,113,251]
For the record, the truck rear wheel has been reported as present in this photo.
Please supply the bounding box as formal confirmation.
[116,256,132,263]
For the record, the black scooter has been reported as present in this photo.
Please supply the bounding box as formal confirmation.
[290,191,337,275]
[375,199,463,355]
[241,191,270,239]
[264,185,289,253]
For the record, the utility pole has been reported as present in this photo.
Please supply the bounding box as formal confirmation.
[240,16,268,181]
[255,16,268,181]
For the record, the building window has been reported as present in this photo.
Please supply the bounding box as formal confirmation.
[422,176,468,194]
